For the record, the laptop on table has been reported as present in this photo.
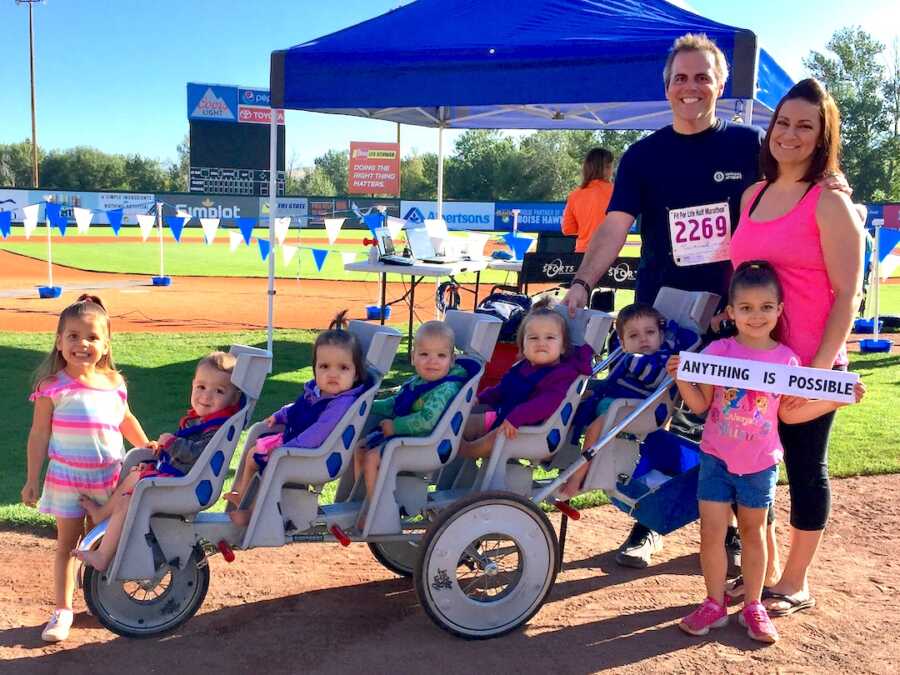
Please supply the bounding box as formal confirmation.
[374,227,414,265]
[406,225,459,264]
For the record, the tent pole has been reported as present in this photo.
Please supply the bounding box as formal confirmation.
[744,98,754,127]
[437,107,444,220]
[873,223,881,342]
[267,109,278,360]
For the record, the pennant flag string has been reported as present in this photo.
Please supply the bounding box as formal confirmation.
[274,217,291,246]
[228,230,243,252]
[282,244,298,266]
[237,217,255,246]
[22,204,40,238]
[166,216,186,243]
[503,233,533,261]
[136,214,156,242]
[257,238,271,261]
[44,202,68,236]
[0,210,11,239]
[200,217,220,245]
[73,207,93,234]
[323,218,344,245]
[310,248,329,272]
[107,209,124,236]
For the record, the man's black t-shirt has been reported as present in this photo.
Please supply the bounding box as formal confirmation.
[608,120,764,305]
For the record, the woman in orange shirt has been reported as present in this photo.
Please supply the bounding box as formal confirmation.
[561,147,614,253]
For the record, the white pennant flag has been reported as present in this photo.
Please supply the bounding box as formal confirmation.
[282,244,298,266]
[324,217,345,245]
[73,207,93,234]
[136,214,156,242]
[340,251,358,267]
[466,232,490,259]
[229,230,243,252]
[200,218,220,244]
[274,217,291,245]
[22,204,40,238]
[386,216,405,240]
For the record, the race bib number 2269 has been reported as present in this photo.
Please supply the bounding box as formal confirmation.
[668,202,731,267]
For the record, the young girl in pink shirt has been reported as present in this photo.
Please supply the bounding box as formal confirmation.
[667,261,863,644]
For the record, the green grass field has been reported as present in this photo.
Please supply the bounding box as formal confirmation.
[2,330,897,532]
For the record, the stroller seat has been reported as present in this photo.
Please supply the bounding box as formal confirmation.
[472,305,613,495]
[238,322,402,548]
[569,287,719,534]
[105,345,271,580]
[358,310,501,536]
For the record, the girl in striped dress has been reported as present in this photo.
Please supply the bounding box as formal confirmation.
[21,295,150,643]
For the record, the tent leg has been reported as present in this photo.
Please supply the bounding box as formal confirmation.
[437,108,444,221]
[267,109,279,361]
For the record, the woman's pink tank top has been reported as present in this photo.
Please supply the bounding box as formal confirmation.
[731,183,847,367]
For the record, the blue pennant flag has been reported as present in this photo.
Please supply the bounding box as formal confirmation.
[363,212,383,233]
[107,208,124,236]
[503,233,532,260]
[166,216,186,242]
[257,238,271,261]
[878,228,900,263]
[311,248,329,272]
[0,210,10,239]
[237,217,255,245]
[45,203,67,236]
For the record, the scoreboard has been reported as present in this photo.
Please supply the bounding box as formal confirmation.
[187,83,286,196]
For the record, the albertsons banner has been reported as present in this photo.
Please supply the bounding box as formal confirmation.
[400,200,495,231]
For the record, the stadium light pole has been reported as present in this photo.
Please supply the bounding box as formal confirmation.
[17,0,42,188]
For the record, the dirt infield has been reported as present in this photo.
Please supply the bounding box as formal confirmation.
[0,250,510,333]
[2,251,898,354]
[0,474,897,674]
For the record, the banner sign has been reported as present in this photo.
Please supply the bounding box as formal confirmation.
[159,194,260,221]
[495,202,564,232]
[259,197,308,226]
[348,142,400,195]
[677,352,859,404]
[308,198,399,228]
[188,83,283,125]
[401,200,495,231]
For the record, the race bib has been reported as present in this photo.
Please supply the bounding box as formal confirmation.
[668,202,731,267]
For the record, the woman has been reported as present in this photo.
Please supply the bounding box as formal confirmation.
[561,147,614,253]
[730,78,864,617]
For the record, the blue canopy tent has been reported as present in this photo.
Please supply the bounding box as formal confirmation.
[261,0,794,352]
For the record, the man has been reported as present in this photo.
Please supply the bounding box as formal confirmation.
[564,33,761,569]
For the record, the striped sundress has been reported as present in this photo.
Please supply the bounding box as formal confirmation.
[30,371,128,519]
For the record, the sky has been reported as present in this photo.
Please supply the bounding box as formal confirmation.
[0,0,897,169]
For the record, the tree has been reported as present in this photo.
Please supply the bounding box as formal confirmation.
[0,141,37,187]
[314,149,349,194]
[165,135,190,191]
[444,130,519,200]
[125,154,168,192]
[298,166,337,196]
[41,147,127,190]
[804,27,897,201]
[400,152,437,199]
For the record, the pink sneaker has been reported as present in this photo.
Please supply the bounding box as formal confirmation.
[739,601,780,643]
[679,596,728,636]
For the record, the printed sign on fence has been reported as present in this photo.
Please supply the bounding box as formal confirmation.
[348,142,400,196]
[677,352,858,404]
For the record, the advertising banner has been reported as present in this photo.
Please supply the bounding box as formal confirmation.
[494,201,565,232]
[400,200,495,231]
[308,198,400,228]
[259,197,308,226]
[348,142,400,195]
[187,83,238,123]
[0,189,33,221]
[158,193,260,222]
